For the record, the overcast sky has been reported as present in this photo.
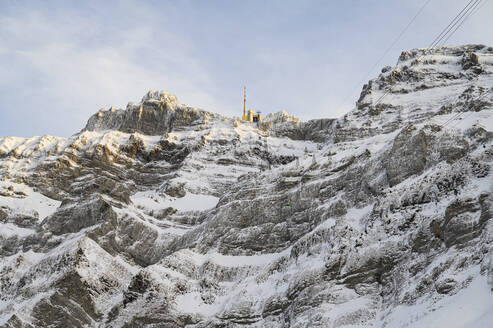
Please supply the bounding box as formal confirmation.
[1,0,492,137]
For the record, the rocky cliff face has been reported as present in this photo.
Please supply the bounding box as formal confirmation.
[1,45,493,328]
[84,90,223,136]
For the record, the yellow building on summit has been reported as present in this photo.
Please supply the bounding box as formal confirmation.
[241,87,263,122]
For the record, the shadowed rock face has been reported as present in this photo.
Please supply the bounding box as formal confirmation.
[42,197,116,235]
[385,125,428,187]
[1,45,493,327]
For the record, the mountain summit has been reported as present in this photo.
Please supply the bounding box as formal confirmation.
[1,45,493,327]
[84,90,222,135]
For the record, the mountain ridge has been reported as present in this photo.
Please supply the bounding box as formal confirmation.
[0,44,493,327]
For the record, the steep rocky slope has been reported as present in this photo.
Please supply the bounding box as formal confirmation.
[1,45,493,327]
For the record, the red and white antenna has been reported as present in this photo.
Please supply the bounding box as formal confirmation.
[243,86,247,117]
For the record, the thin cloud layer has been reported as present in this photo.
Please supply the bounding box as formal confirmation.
[0,4,217,137]
[0,0,492,137]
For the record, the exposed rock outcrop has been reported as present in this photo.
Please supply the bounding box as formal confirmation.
[84,91,223,136]
[1,45,493,327]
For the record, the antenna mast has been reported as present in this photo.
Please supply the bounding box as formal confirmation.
[243,86,246,118]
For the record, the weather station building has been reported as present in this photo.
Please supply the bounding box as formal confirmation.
[241,87,263,122]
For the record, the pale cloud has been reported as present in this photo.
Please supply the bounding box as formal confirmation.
[0,5,218,136]
[1,0,492,137]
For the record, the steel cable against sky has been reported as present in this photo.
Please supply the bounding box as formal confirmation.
[370,0,485,111]
[340,0,433,110]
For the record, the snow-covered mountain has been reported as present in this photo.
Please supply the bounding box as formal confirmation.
[1,45,493,327]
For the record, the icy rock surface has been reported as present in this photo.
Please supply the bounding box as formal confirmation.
[84,90,221,136]
[1,45,493,327]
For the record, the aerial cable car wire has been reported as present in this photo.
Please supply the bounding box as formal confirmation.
[436,0,484,127]
[427,0,478,48]
[363,0,479,109]
[428,0,482,50]
[340,0,433,111]
[371,0,485,110]
[439,84,484,128]
[439,0,484,46]
[448,88,493,129]
[438,0,491,128]
[374,0,482,108]
[438,0,490,127]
